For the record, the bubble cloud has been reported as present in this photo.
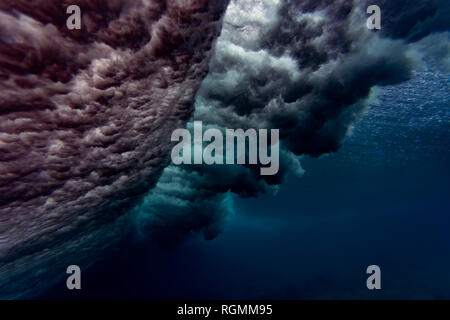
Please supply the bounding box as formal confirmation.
[135,0,449,245]
[0,0,229,298]
[0,0,448,298]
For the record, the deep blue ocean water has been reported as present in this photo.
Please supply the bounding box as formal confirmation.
[41,59,449,299]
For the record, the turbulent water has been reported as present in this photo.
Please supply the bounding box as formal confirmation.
[0,0,449,298]
[36,56,449,299]
[0,0,230,298]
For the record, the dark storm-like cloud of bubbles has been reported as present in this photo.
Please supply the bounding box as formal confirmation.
[363,0,450,42]
[0,0,230,298]
[0,0,447,298]
[134,0,449,244]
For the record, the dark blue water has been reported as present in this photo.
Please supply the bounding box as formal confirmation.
[41,60,450,300]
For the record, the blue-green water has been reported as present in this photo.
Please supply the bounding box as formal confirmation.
[41,59,449,299]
